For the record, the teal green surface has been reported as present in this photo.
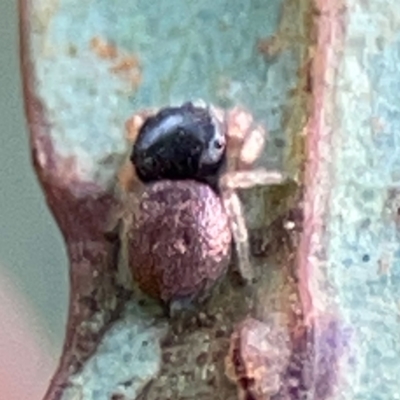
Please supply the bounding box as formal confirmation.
[328,16,400,400]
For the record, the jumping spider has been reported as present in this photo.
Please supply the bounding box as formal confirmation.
[120,102,285,308]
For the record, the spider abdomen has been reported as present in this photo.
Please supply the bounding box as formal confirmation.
[128,179,232,304]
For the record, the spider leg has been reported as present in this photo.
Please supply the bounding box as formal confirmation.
[224,107,255,172]
[125,109,157,143]
[220,168,286,190]
[222,108,287,283]
[237,124,266,170]
[120,109,154,193]
[221,189,254,282]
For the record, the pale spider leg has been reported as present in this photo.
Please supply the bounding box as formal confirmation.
[224,107,254,172]
[221,189,254,281]
[125,109,157,143]
[220,168,286,190]
[237,124,266,170]
[222,110,288,282]
[221,109,264,282]
[115,110,150,284]
[120,109,154,194]
[115,171,145,291]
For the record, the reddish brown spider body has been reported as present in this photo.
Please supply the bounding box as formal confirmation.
[121,102,284,308]
[128,180,231,304]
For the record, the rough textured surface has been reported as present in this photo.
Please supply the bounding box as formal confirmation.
[64,302,167,400]
[27,0,295,184]
[129,180,231,303]
[225,315,291,399]
[329,1,400,398]
[299,1,400,399]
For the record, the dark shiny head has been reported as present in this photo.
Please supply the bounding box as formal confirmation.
[131,103,226,187]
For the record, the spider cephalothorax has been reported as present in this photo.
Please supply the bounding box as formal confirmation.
[131,102,226,190]
[123,102,284,307]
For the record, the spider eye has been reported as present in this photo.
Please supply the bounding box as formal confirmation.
[213,139,224,150]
